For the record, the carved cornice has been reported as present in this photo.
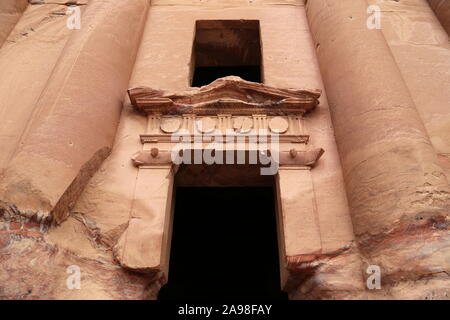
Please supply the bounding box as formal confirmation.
[131,148,324,168]
[139,134,310,144]
[128,76,321,116]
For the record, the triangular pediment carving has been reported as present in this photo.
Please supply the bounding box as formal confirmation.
[128,76,321,116]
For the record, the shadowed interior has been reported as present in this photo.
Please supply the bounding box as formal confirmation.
[158,187,287,300]
[191,20,262,86]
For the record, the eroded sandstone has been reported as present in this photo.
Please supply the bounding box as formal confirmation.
[0,0,449,300]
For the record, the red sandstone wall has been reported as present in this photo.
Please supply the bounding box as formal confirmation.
[0,0,154,299]
[306,0,450,299]
[0,3,75,173]
[428,0,450,35]
[368,0,450,179]
[0,0,449,300]
[0,0,28,48]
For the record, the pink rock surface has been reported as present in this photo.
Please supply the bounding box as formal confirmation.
[428,0,450,35]
[0,0,28,48]
[0,0,448,300]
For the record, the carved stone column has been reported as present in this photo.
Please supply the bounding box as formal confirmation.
[306,0,450,296]
[124,76,327,297]
[0,0,151,225]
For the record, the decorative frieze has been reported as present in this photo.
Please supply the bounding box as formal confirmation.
[233,116,253,133]
[139,114,305,137]
[128,76,323,169]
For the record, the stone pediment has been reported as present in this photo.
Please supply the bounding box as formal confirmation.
[128,76,321,116]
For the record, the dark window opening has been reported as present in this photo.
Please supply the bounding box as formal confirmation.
[158,187,287,300]
[191,20,263,87]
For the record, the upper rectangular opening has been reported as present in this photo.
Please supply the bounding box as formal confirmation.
[191,20,263,87]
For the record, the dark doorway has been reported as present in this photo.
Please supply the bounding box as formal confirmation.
[192,66,261,87]
[191,20,263,87]
[158,187,287,300]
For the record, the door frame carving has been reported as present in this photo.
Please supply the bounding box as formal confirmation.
[113,77,325,298]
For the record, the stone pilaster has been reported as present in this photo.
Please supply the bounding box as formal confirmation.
[275,167,321,293]
[113,165,175,299]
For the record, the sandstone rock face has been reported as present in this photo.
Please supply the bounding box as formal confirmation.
[1,0,153,299]
[0,0,28,48]
[0,0,151,225]
[306,0,450,298]
[369,0,450,179]
[0,2,74,173]
[428,0,450,35]
[0,0,449,300]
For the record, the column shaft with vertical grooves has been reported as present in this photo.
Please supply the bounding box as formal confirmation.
[305,0,450,290]
[0,0,151,224]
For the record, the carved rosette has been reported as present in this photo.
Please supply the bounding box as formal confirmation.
[160,117,181,133]
[269,117,289,134]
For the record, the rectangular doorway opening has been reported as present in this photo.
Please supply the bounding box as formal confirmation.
[191,20,263,87]
[158,187,287,300]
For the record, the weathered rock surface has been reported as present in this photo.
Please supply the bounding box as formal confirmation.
[369,0,450,179]
[0,0,150,225]
[129,76,321,115]
[0,216,155,299]
[428,0,450,35]
[0,0,28,48]
[0,0,449,300]
[306,0,450,298]
[0,0,153,300]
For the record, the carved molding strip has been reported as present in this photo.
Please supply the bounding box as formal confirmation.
[131,148,324,168]
[128,76,321,116]
[139,134,310,144]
